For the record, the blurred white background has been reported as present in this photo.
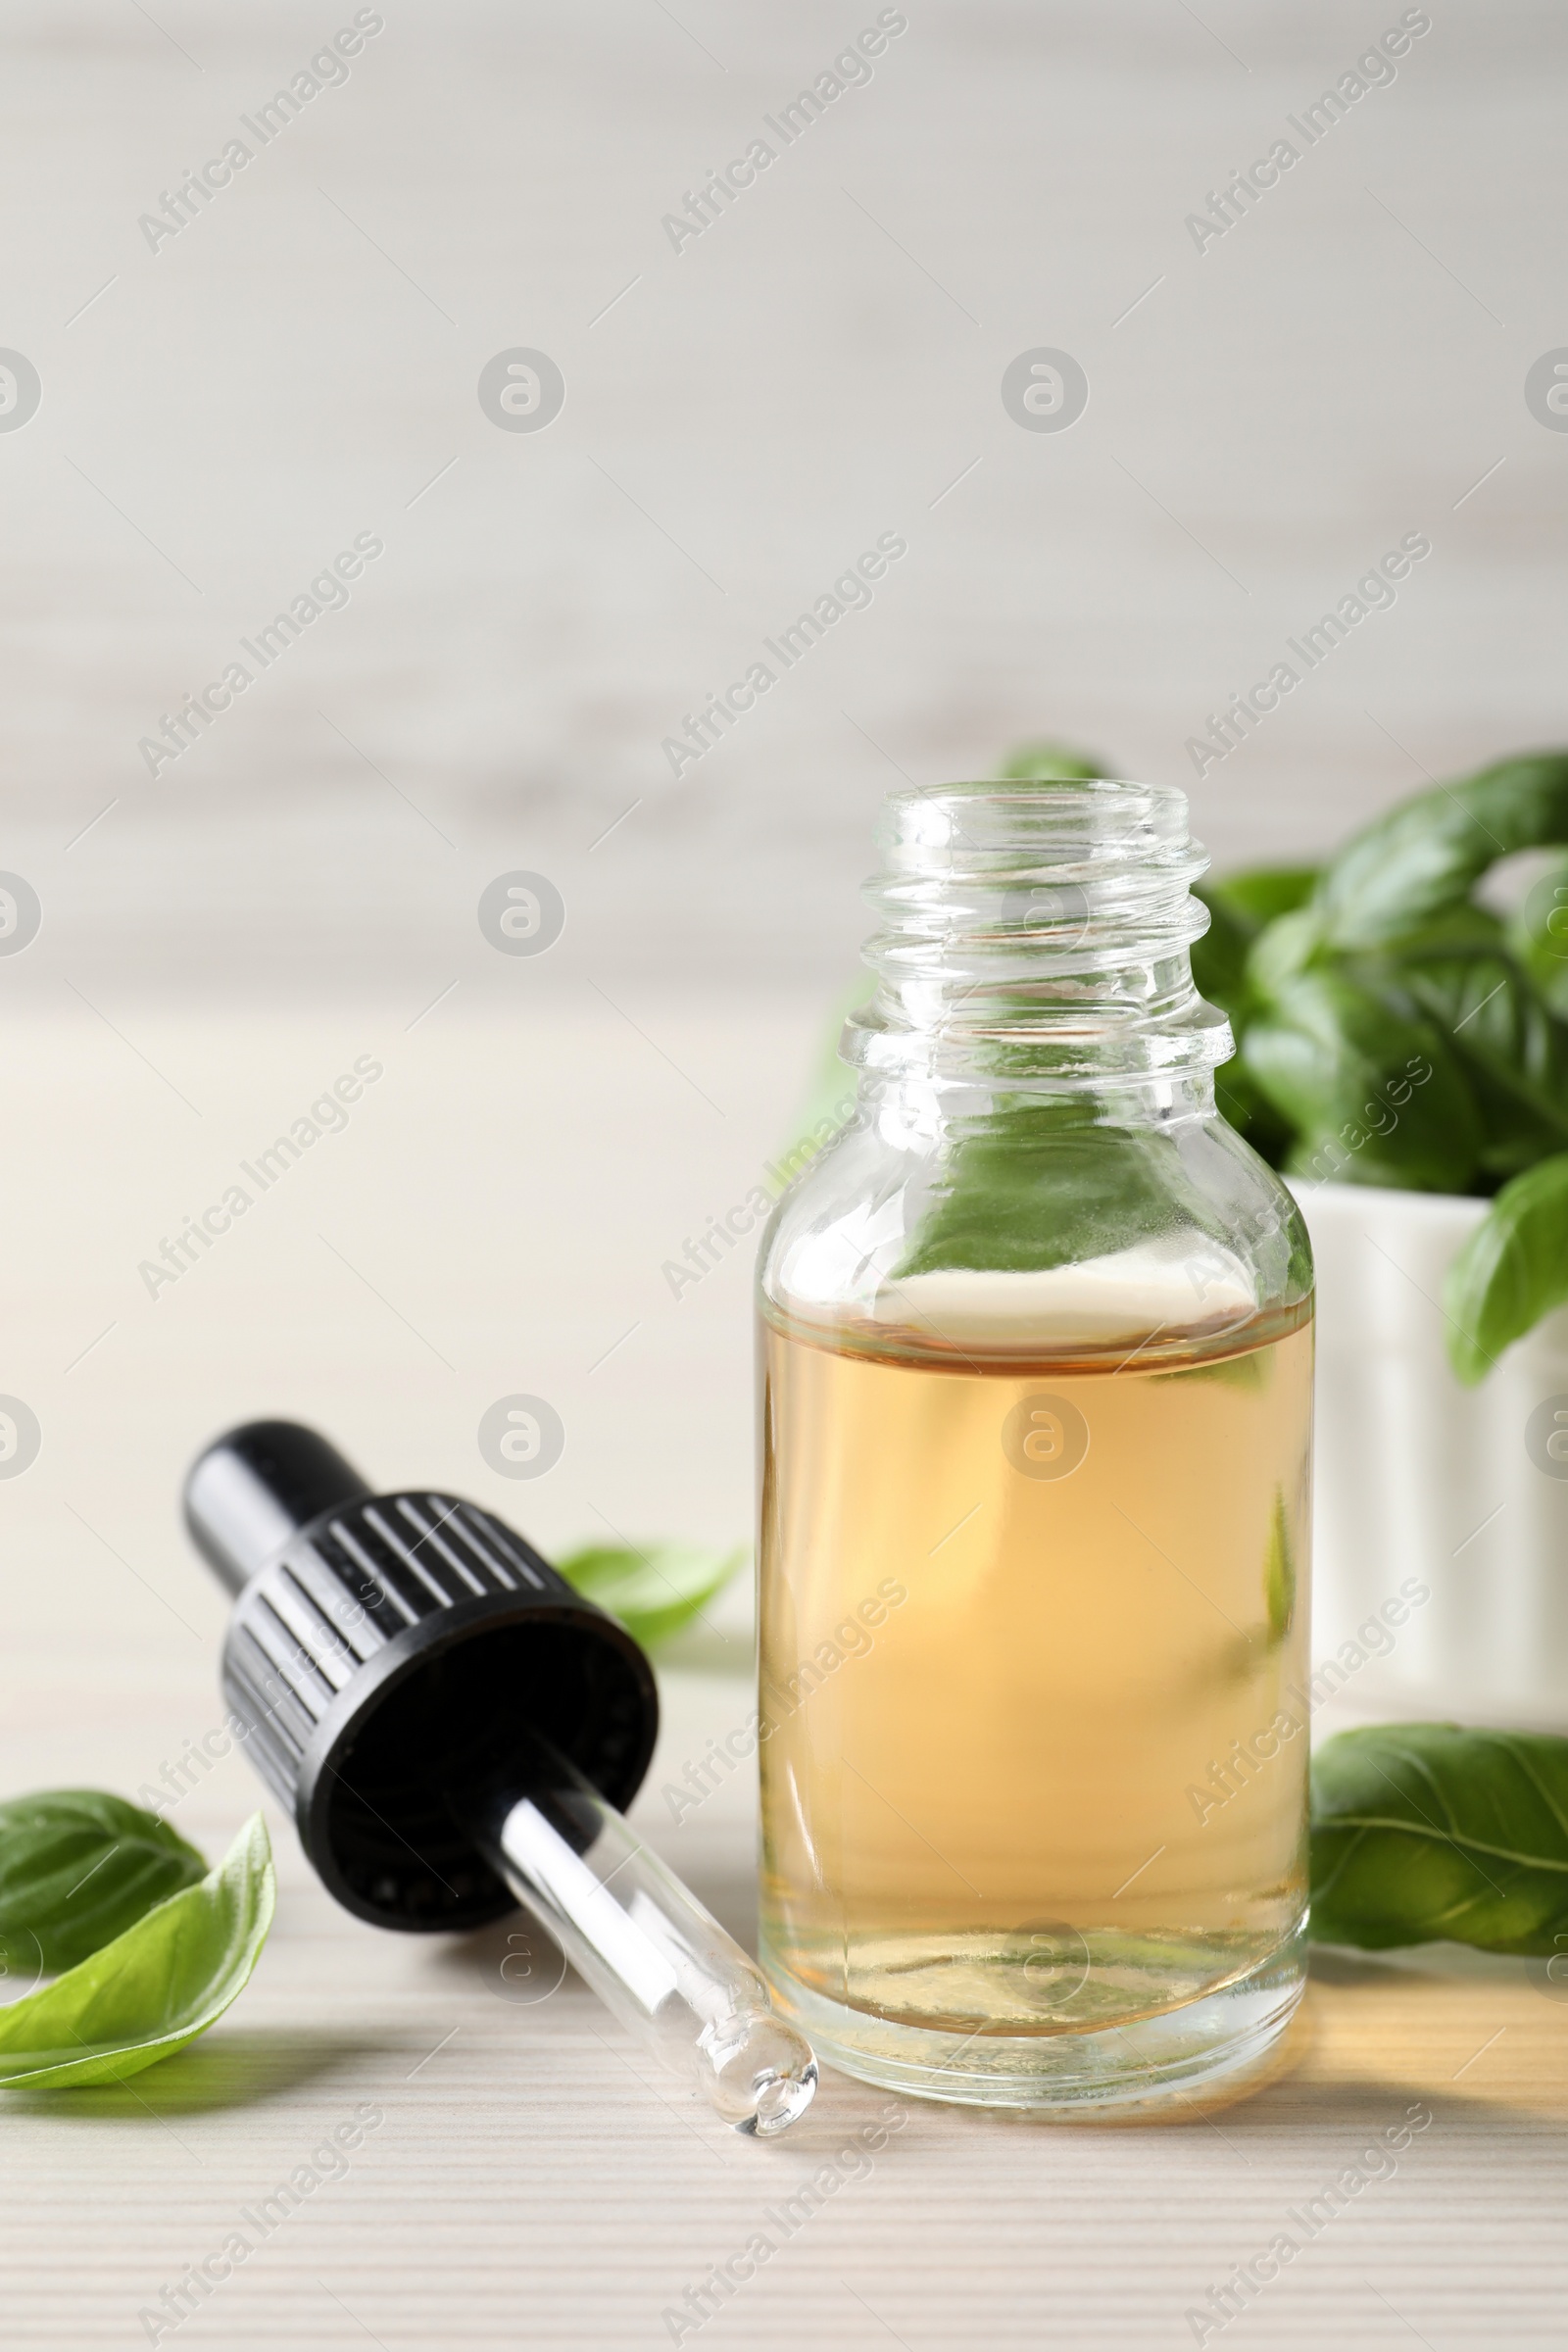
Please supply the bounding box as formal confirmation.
[4,0,1564,992]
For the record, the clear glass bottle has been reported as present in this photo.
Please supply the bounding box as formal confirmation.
[755,778,1314,2113]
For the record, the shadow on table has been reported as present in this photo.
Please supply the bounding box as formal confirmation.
[995,1953,1563,2138]
[0,2028,387,2117]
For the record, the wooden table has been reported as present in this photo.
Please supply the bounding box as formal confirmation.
[0,999,1562,2349]
[5,1660,1566,2352]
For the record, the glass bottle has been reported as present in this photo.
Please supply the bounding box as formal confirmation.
[755,778,1313,2113]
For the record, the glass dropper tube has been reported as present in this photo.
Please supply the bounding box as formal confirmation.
[462,1735,818,2136]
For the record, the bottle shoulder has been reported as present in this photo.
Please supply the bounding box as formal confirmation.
[757,1106,1311,1368]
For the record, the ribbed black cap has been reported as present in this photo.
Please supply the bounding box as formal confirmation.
[183,1421,660,1934]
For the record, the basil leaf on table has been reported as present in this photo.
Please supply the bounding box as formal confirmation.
[0,1789,207,1975]
[1310,1725,1568,1954]
[1443,1152,1568,1383]
[0,1814,273,2089]
[1313,752,1568,951]
[557,1543,747,1651]
[1240,969,1481,1193]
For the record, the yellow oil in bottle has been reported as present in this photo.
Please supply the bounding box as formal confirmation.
[758,1307,1312,2047]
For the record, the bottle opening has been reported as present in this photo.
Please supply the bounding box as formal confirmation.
[846,776,1231,1089]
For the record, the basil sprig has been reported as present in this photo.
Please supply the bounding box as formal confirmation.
[1310,1724,1568,1953]
[0,1789,207,1974]
[782,741,1568,1377]
[0,1814,273,2088]
[1189,749,1568,1378]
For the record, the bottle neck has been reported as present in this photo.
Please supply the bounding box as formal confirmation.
[856,1067,1219,1153]
[842,778,1231,1102]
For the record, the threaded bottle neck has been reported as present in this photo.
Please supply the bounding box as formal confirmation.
[843,778,1231,1092]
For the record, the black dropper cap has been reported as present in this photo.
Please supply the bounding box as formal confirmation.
[183,1420,659,1935]
[185,1422,372,1596]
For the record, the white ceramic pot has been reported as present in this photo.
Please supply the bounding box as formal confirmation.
[1296,1182,1568,1730]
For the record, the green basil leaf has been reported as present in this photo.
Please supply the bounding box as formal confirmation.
[1189,885,1254,1018]
[1442,1152,1568,1383]
[0,1791,207,1975]
[894,1104,1243,1278]
[1206,866,1320,933]
[1368,902,1509,959]
[0,1814,273,2088]
[1263,1491,1296,1645]
[1186,890,1293,1161]
[1310,1724,1568,1954]
[556,1543,747,1651]
[1211,1059,1293,1167]
[1382,950,1568,1180]
[1507,848,1568,1020]
[997,740,1107,781]
[1246,906,1330,1001]
[1315,752,1568,950]
[1241,970,1481,1193]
